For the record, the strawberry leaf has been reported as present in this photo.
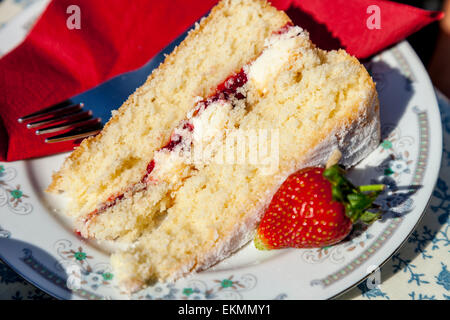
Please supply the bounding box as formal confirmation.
[324,165,384,225]
[360,211,381,224]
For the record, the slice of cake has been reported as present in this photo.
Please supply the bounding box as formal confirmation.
[47,0,291,242]
[48,0,380,293]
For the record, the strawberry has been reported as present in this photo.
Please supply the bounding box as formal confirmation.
[254,165,384,250]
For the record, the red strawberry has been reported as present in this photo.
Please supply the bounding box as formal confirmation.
[254,165,384,250]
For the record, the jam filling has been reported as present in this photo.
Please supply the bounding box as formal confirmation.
[273,22,293,35]
[82,24,292,230]
[83,70,248,226]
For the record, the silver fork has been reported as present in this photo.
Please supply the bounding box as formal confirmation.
[18,30,188,143]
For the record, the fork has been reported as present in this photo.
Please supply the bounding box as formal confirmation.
[18,30,188,143]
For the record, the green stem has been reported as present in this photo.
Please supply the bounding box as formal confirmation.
[358,184,385,193]
[324,165,385,225]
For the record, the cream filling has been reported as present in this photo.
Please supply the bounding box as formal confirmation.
[246,26,306,94]
[150,26,307,184]
[150,100,234,183]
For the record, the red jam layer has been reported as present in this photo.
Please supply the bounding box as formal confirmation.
[273,22,293,35]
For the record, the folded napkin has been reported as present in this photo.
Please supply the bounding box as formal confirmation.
[0,0,443,161]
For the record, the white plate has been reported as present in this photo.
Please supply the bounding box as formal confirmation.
[0,4,442,300]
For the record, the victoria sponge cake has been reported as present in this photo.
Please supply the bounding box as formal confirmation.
[47,0,380,293]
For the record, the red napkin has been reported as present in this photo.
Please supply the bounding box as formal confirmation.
[0,0,443,161]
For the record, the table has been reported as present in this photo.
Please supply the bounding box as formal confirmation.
[0,0,448,300]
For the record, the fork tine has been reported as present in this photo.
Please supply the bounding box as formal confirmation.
[35,118,101,135]
[18,101,84,123]
[45,124,103,143]
[26,110,93,129]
